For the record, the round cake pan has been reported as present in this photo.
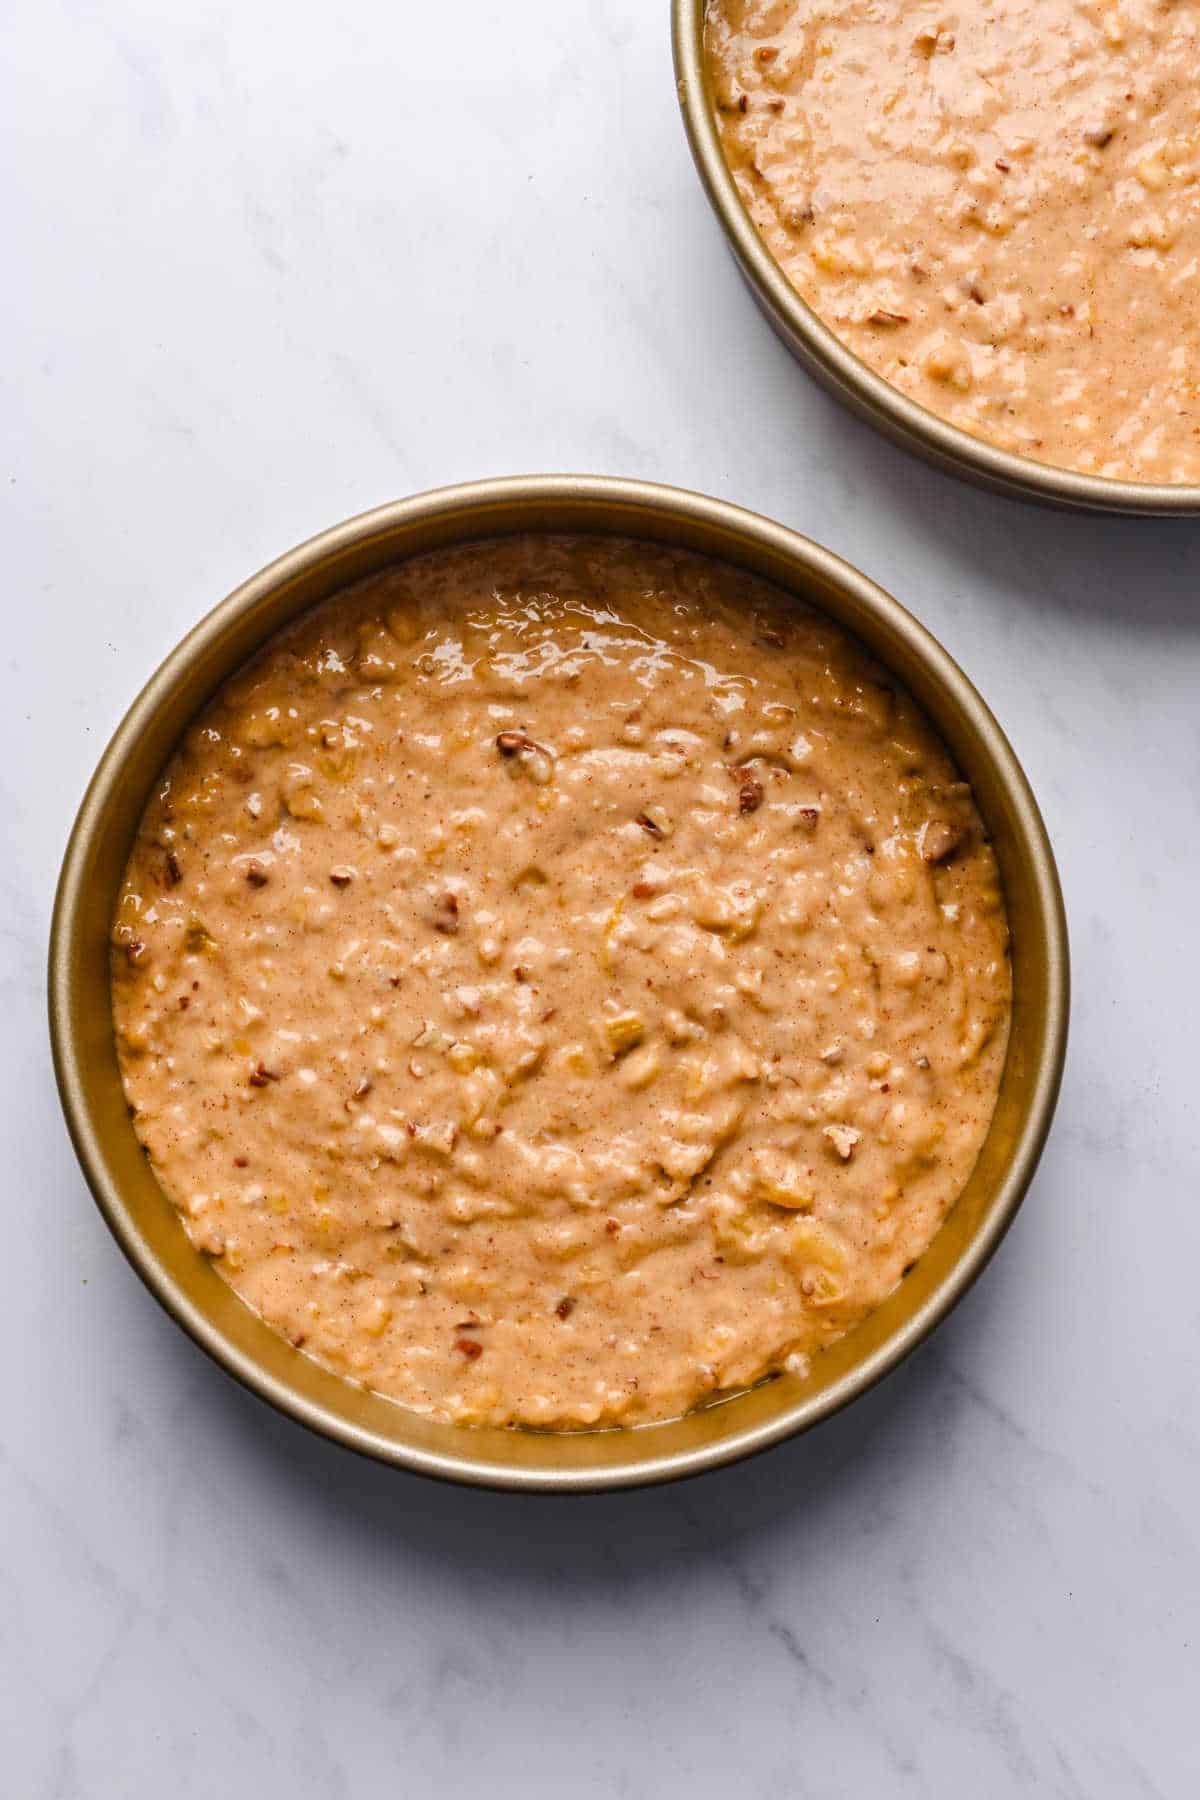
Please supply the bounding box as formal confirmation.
[49,476,1069,1490]
[673,0,1200,517]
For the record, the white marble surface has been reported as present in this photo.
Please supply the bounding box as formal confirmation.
[3,2,1199,1793]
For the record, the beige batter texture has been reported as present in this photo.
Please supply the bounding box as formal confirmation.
[708,0,1200,483]
[112,536,1011,1429]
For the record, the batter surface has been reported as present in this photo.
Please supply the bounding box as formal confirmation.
[708,0,1200,483]
[112,536,1010,1428]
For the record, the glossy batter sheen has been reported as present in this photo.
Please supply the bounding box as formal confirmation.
[708,0,1200,483]
[112,537,1010,1429]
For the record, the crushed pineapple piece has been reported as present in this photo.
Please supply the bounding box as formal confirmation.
[602,1010,645,1056]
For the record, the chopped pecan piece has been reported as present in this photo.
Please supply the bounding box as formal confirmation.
[738,776,764,815]
[244,861,269,888]
[495,730,554,783]
[921,821,965,865]
[164,851,182,886]
[329,865,354,887]
[432,892,459,934]
[823,1123,861,1162]
[455,1336,483,1360]
[868,308,910,327]
[555,1296,577,1321]
[249,1062,279,1088]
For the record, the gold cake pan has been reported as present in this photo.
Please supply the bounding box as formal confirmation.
[49,475,1069,1490]
[673,0,1200,517]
